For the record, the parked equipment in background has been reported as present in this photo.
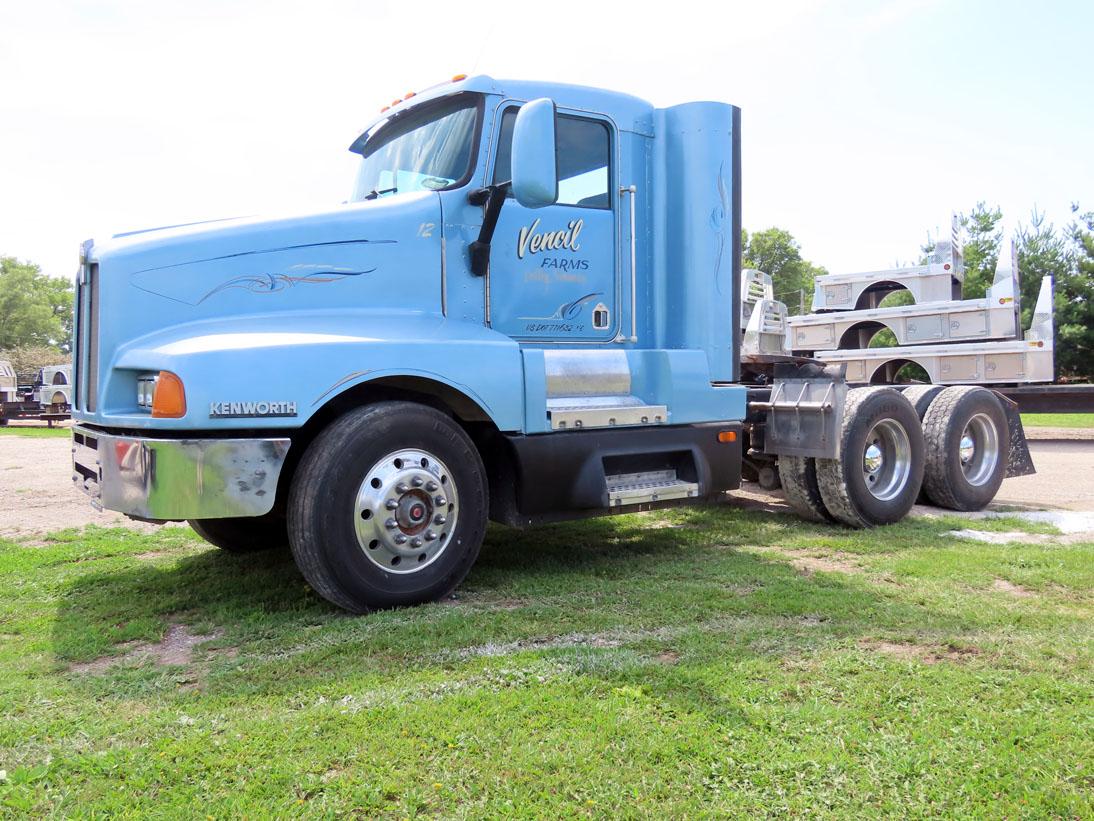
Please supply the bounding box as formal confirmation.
[786,237,1054,385]
[0,360,71,426]
[69,76,1044,612]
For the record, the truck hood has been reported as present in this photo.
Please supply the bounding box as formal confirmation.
[78,193,446,418]
[90,193,434,287]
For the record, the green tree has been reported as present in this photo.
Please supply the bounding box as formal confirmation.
[0,257,74,351]
[1054,205,1094,380]
[955,203,1003,299]
[922,205,1092,382]
[1015,209,1071,332]
[742,227,827,314]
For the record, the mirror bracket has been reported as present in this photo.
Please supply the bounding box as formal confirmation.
[467,181,511,277]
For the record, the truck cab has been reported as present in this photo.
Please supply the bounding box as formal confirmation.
[71,76,1026,612]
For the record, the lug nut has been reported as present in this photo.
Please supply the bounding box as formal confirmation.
[411,537,423,548]
[385,499,398,510]
[411,476,423,487]
[385,518,398,529]
[425,530,436,541]
[394,534,407,545]
[433,514,446,525]
[396,482,409,494]
[434,496,446,506]
[426,480,438,492]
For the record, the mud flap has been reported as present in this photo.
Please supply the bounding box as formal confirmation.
[999,394,1036,478]
[759,362,848,460]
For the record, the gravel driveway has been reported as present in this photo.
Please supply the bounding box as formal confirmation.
[0,433,174,539]
[1,431,1091,539]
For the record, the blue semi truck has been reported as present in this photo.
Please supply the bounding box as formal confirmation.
[70,75,1033,612]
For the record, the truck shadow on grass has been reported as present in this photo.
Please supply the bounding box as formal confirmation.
[47,505,963,705]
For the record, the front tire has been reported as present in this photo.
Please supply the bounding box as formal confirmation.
[817,387,925,528]
[189,514,289,553]
[287,402,487,613]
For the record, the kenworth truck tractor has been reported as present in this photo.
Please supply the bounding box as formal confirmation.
[71,75,1035,612]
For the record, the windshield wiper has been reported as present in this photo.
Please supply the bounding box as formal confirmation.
[363,186,398,201]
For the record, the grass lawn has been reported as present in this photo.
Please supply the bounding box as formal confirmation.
[0,425,70,438]
[0,508,1090,816]
[1021,413,1094,429]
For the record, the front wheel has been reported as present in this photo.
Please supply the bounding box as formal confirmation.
[287,402,487,613]
[189,513,289,553]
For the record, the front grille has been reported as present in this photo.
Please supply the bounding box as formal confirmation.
[73,267,82,409]
[75,263,100,412]
[87,263,99,412]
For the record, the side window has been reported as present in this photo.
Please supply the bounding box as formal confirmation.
[493,108,612,209]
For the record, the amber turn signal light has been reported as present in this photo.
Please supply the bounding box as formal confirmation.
[151,371,186,418]
[717,430,737,443]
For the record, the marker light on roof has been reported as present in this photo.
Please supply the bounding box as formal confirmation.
[391,99,402,106]
[380,106,390,113]
[404,91,416,98]
[451,74,467,82]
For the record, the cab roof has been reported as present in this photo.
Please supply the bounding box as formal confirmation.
[355,74,657,145]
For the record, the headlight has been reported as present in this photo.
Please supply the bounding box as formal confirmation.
[136,374,159,409]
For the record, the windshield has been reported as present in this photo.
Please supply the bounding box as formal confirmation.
[350,94,480,202]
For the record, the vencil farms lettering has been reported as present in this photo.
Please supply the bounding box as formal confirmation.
[517,218,583,259]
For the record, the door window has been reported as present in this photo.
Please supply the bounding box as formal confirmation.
[493,108,612,209]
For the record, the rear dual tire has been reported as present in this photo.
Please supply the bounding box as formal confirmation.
[782,387,925,528]
[900,384,945,420]
[921,386,1009,511]
[816,387,925,528]
[781,385,1009,526]
[779,455,834,523]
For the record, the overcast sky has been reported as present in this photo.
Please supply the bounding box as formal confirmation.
[2,0,1091,281]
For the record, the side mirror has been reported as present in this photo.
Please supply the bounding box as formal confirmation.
[511,98,558,209]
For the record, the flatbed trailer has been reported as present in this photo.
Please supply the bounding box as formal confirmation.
[788,246,1021,352]
[811,272,1052,385]
[994,383,1094,414]
[785,235,1055,389]
[811,237,964,311]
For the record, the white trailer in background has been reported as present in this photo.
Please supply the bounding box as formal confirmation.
[33,364,73,409]
[788,245,1022,352]
[0,361,17,404]
[811,237,964,311]
[0,361,72,426]
[815,276,1053,384]
[782,234,1054,388]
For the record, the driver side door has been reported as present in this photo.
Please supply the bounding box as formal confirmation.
[486,104,618,343]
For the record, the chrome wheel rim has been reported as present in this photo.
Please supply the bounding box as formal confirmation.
[958,413,999,487]
[353,448,458,574]
[861,419,912,501]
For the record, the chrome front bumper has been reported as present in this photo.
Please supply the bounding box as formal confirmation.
[72,425,291,521]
